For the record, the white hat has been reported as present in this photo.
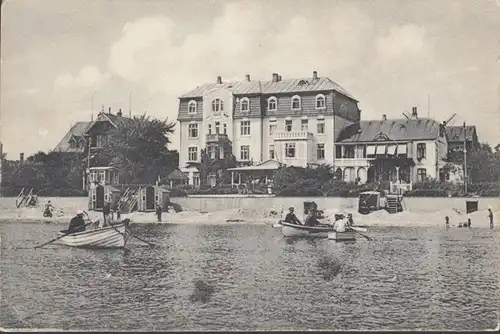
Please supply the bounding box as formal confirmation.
[77,210,84,215]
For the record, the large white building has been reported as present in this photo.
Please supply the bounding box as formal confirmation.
[177,71,361,186]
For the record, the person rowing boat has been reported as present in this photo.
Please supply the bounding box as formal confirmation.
[67,210,86,233]
[284,207,302,225]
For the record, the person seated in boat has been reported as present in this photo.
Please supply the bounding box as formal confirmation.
[304,208,321,226]
[334,216,347,232]
[43,200,55,218]
[68,210,86,233]
[284,207,301,225]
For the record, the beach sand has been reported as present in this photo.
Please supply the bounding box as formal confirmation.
[0,196,496,228]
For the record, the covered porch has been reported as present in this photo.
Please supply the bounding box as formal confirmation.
[368,155,414,193]
[227,159,281,193]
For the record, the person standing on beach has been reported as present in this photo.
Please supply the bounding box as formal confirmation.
[156,202,163,222]
[488,208,494,229]
[467,213,472,228]
[445,216,450,229]
[101,200,111,227]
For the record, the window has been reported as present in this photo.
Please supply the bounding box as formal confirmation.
[215,121,220,134]
[417,143,426,159]
[188,123,198,138]
[336,146,342,159]
[301,119,308,132]
[193,174,200,187]
[240,98,249,112]
[207,145,217,160]
[240,145,250,160]
[208,124,212,135]
[317,121,325,134]
[344,146,355,159]
[355,145,366,158]
[317,144,325,160]
[291,95,301,110]
[316,94,326,109]
[96,135,108,147]
[417,168,427,182]
[267,97,277,111]
[269,122,277,136]
[285,120,292,132]
[188,147,198,162]
[269,144,275,159]
[188,100,197,114]
[212,98,223,112]
[240,121,250,136]
[223,123,227,135]
[285,143,296,158]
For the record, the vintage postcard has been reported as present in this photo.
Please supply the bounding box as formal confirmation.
[1,0,499,331]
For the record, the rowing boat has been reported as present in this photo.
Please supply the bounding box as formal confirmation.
[55,221,131,249]
[281,222,335,238]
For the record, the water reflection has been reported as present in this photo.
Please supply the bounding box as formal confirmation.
[0,222,499,331]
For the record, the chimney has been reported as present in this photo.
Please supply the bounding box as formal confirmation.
[278,75,282,81]
[108,107,112,114]
[216,76,222,84]
[412,107,418,118]
[272,73,279,82]
[117,108,122,117]
[20,153,24,162]
[313,71,318,80]
[382,114,387,121]
[245,74,251,82]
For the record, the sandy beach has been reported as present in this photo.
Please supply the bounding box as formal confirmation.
[0,196,497,228]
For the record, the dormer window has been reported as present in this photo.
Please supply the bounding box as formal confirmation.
[267,96,277,112]
[188,100,197,114]
[212,99,223,112]
[291,95,301,110]
[298,80,308,85]
[315,94,326,109]
[240,97,250,113]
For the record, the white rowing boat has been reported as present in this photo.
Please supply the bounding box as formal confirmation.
[55,221,131,249]
[281,222,335,238]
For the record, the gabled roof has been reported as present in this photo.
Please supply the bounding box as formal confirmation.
[179,76,355,100]
[445,126,476,142]
[83,112,134,135]
[337,118,442,143]
[53,122,92,153]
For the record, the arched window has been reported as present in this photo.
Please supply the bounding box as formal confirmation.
[188,100,197,114]
[212,99,223,112]
[291,95,301,110]
[240,98,250,112]
[315,94,325,109]
[267,96,277,111]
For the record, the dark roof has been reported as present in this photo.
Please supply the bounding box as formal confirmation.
[53,122,92,153]
[167,169,188,180]
[445,126,476,142]
[337,118,442,143]
[180,76,355,100]
[83,112,135,135]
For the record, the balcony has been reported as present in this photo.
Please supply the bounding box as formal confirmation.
[206,133,229,143]
[274,131,312,141]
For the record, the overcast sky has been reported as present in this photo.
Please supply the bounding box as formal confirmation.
[1,0,499,159]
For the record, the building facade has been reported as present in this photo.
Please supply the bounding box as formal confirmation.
[335,108,449,185]
[177,71,361,185]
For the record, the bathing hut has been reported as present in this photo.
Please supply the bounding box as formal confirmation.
[137,185,171,212]
[87,167,121,211]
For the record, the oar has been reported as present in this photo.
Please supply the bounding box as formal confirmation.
[34,218,98,249]
[351,228,373,241]
[106,218,157,248]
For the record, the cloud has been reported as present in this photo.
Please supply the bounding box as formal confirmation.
[54,65,110,92]
[376,24,430,61]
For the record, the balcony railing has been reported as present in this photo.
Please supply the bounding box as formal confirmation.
[274,131,311,141]
[206,133,229,143]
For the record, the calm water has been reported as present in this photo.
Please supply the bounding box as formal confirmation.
[1,222,499,331]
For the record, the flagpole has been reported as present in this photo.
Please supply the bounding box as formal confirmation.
[463,122,468,194]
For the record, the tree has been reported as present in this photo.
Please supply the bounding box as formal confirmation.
[95,114,178,184]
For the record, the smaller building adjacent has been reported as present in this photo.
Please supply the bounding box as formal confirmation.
[335,107,448,188]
